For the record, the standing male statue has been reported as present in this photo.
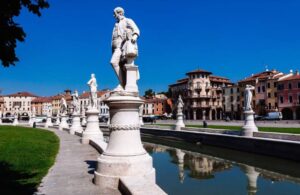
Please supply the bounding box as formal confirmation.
[87,73,98,109]
[177,95,184,114]
[72,90,80,114]
[110,7,140,91]
[60,97,67,115]
[244,85,255,111]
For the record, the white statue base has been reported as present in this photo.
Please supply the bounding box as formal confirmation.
[241,110,258,137]
[44,117,53,128]
[13,117,19,126]
[59,115,69,130]
[94,95,156,189]
[70,114,83,135]
[174,113,185,130]
[81,115,87,126]
[55,116,60,126]
[81,108,103,144]
[28,117,35,127]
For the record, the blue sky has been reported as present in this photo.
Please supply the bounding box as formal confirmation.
[1,0,300,96]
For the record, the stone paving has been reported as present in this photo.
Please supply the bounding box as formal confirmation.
[36,128,121,195]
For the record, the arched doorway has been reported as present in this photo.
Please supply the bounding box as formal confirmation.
[212,110,216,120]
[282,108,293,120]
[296,107,300,120]
[5,113,11,117]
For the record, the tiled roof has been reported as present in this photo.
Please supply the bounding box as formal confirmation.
[169,78,189,87]
[186,69,212,75]
[144,97,166,103]
[209,75,231,83]
[6,91,38,97]
[32,97,52,103]
[238,70,282,83]
[280,74,300,81]
[79,90,110,98]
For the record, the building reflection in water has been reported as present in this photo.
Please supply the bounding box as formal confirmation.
[144,142,300,195]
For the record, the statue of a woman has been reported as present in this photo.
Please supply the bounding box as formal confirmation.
[72,90,80,114]
[87,73,98,109]
[244,85,255,111]
[177,95,184,114]
[60,97,67,115]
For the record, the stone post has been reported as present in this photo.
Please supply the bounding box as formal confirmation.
[124,65,139,93]
[13,115,19,126]
[202,109,206,121]
[241,110,258,137]
[193,110,197,120]
[94,94,156,189]
[44,116,53,128]
[59,114,69,130]
[70,113,83,135]
[81,108,103,144]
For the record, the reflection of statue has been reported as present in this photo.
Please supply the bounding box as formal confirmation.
[72,90,80,114]
[60,97,67,115]
[87,73,98,109]
[241,165,260,195]
[177,95,184,114]
[110,7,140,91]
[244,85,255,111]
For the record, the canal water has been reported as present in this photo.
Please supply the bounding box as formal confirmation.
[142,137,300,195]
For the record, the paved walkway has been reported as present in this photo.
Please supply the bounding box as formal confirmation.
[37,128,120,195]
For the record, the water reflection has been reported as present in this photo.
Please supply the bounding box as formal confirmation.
[144,141,300,195]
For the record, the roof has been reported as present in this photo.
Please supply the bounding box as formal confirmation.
[209,75,231,83]
[79,90,110,99]
[32,97,52,103]
[280,74,300,81]
[238,70,282,83]
[5,91,38,97]
[169,78,189,87]
[144,97,167,103]
[186,69,212,75]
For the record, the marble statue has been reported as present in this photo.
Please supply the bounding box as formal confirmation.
[177,95,184,114]
[60,97,67,115]
[32,106,36,117]
[87,73,98,109]
[110,7,140,91]
[47,105,52,117]
[244,85,255,111]
[72,90,80,114]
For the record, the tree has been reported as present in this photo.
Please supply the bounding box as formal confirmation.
[0,0,49,67]
[144,89,155,98]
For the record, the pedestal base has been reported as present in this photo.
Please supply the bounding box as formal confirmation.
[44,117,53,128]
[241,110,258,137]
[70,114,83,134]
[13,118,18,126]
[81,109,103,144]
[55,117,60,126]
[28,117,35,127]
[59,115,69,130]
[174,115,185,130]
[94,148,156,189]
[94,95,156,189]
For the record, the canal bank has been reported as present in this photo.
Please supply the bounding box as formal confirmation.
[141,127,300,162]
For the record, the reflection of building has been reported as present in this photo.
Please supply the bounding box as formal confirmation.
[169,69,232,120]
[2,92,37,118]
[277,71,300,120]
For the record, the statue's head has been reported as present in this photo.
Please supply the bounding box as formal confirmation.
[114,7,125,20]
[91,73,95,78]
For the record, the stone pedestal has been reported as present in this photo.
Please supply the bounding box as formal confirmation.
[139,105,144,126]
[81,109,103,144]
[174,112,185,130]
[59,115,69,130]
[70,114,83,134]
[13,117,19,126]
[94,95,156,189]
[125,65,139,93]
[241,110,258,137]
[81,115,87,126]
[44,116,53,128]
[55,116,60,126]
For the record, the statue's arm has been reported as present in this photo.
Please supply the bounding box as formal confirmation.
[127,18,140,37]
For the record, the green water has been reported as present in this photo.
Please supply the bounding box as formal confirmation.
[143,138,300,195]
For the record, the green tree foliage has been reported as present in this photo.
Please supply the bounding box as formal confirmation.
[144,89,155,98]
[0,0,49,67]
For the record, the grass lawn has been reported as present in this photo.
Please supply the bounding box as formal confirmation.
[152,124,300,134]
[0,126,59,195]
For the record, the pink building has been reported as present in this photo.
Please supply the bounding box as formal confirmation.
[277,71,300,120]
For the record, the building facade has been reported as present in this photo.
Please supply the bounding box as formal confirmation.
[169,69,232,120]
[277,71,300,120]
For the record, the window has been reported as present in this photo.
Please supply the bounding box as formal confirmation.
[268,103,271,109]
[275,102,278,108]
[274,92,277,97]
[274,82,277,88]
[237,96,240,101]
[237,88,240,93]
[289,96,293,103]
[262,86,265,92]
[230,88,233,94]
[298,82,300,88]
[289,83,292,89]
[230,96,233,102]
[257,87,261,93]
[267,83,270,88]
[280,96,283,103]
[298,95,300,104]
[268,93,271,98]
